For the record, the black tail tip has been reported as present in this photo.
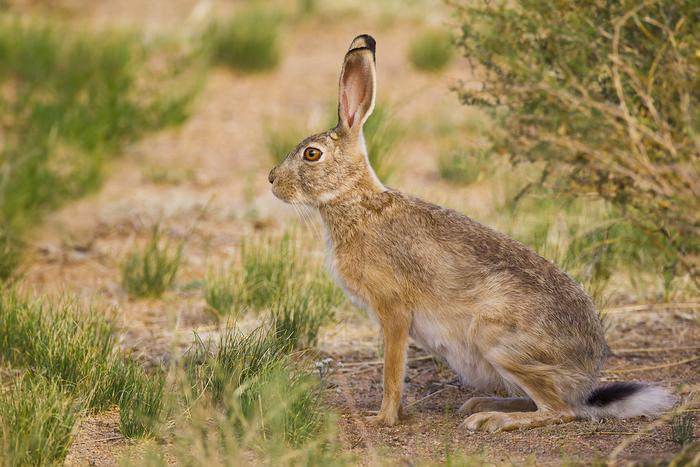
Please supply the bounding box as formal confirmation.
[587,382,644,407]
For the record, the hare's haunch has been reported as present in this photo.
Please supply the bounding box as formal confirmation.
[268,34,675,431]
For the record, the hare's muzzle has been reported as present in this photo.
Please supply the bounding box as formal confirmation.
[268,167,277,184]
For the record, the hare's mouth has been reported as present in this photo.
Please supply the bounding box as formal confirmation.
[271,183,306,205]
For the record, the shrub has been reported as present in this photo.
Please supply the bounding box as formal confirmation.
[455,1,700,284]
[409,29,454,72]
[122,226,184,299]
[438,148,493,184]
[208,8,281,72]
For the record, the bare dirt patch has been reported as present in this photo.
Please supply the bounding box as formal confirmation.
[323,309,700,465]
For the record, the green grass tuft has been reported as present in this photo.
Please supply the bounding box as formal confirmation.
[184,324,327,445]
[238,233,298,311]
[0,17,196,280]
[204,265,241,320]
[265,122,307,165]
[208,9,281,73]
[671,413,695,446]
[118,363,166,439]
[0,228,22,282]
[122,226,184,299]
[0,292,166,442]
[270,289,335,350]
[363,104,402,183]
[0,374,78,467]
[0,293,120,410]
[409,29,454,72]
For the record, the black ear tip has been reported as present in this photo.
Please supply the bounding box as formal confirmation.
[349,34,376,54]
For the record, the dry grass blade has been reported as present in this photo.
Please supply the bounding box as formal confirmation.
[604,355,700,374]
[604,302,700,314]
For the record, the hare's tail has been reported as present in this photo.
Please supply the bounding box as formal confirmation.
[576,382,676,419]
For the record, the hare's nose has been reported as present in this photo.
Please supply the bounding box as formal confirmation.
[268,168,277,184]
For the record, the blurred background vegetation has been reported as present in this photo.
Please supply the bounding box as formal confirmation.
[456,0,700,288]
[0,0,698,465]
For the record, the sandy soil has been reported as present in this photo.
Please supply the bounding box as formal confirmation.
[7,0,699,465]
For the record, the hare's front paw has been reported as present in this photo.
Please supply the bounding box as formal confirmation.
[365,408,401,427]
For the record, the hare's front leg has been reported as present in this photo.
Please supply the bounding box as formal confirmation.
[368,317,409,427]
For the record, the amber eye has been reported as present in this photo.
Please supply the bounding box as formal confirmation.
[303,147,322,161]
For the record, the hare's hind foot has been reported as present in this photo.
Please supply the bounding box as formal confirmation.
[461,410,576,432]
[458,397,536,416]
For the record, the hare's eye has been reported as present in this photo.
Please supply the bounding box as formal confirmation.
[303,147,322,162]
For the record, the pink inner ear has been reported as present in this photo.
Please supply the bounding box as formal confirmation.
[341,63,368,129]
[341,91,354,128]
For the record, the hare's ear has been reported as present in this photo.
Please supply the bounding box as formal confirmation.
[338,36,376,132]
[348,34,376,53]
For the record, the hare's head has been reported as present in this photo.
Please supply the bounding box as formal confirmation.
[269,35,384,206]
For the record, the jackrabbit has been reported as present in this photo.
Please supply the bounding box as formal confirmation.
[268,34,675,431]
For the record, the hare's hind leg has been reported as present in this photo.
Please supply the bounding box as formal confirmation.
[461,348,584,432]
[458,397,536,416]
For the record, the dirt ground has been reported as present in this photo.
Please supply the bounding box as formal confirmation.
[8,0,699,465]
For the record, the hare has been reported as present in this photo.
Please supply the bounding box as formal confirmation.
[268,34,676,431]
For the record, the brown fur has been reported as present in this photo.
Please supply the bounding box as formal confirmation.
[268,35,671,431]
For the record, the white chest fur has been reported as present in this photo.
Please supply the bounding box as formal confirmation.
[322,227,379,323]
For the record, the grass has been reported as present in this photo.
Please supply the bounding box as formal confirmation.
[409,29,454,72]
[0,292,166,445]
[142,165,194,186]
[271,288,335,350]
[265,122,307,165]
[207,8,281,73]
[0,374,78,467]
[363,104,403,183]
[117,364,166,439]
[205,265,240,320]
[122,226,185,299]
[237,233,343,313]
[0,229,22,283]
[438,148,493,184]
[0,16,196,281]
[0,293,120,410]
[184,324,327,445]
[239,233,298,311]
[671,414,695,446]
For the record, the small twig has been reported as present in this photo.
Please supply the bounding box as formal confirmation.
[405,385,458,410]
[340,355,434,368]
[604,355,700,374]
[612,345,700,354]
[604,302,700,314]
[591,431,650,436]
[73,435,123,446]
